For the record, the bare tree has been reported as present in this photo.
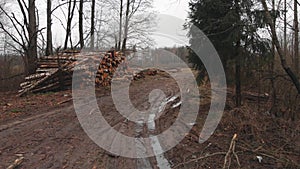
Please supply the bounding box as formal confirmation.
[64,0,76,50]
[46,0,53,56]
[79,0,84,49]
[0,0,39,74]
[294,0,299,75]
[27,0,38,74]
[261,0,300,93]
[122,0,156,49]
[118,0,123,50]
[80,0,155,50]
[284,0,287,54]
[122,0,130,51]
[234,0,241,107]
[90,0,95,49]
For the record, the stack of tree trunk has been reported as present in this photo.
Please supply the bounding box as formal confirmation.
[18,51,128,96]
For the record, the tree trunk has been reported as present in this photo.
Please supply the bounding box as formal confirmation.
[79,0,84,49]
[90,0,95,50]
[122,0,130,51]
[64,0,76,50]
[270,0,277,114]
[27,0,37,74]
[46,0,53,56]
[235,42,241,107]
[261,0,300,94]
[294,0,299,76]
[118,0,123,51]
[96,8,103,49]
[234,0,241,107]
[284,0,287,54]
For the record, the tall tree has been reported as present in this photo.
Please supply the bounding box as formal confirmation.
[46,0,53,56]
[269,0,277,113]
[92,0,155,50]
[234,0,242,107]
[118,0,123,51]
[27,0,38,74]
[79,0,84,49]
[64,0,76,50]
[188,0,271,107]
[122,0,130,51]
[294,0,299,75]
[261,0,300,93]
[284,0,287,55]
[90,0,96,49]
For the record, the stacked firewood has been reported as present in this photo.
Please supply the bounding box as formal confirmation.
[18,51,129,96]
[95,51,127,86]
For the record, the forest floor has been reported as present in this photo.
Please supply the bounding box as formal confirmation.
[0,71,299,169]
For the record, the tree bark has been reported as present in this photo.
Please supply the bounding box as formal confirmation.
[27,0,37,74]
[79,0,84,49]
[122,0,130,51]
[118,0,123,51]
[234,0,241,107]
[90,0,95,50]
[284,0,287,54]
[270,0,277,114]
[64,0,76,50]
[294,0,299,76]
[261,0,300,94]
[46,0,53,56]
[235,42,241,107]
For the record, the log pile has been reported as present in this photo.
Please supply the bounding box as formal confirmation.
[133,68,158,80]
[18,51,128,96]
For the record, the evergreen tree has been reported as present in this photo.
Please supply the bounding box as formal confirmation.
[187,0,272,106]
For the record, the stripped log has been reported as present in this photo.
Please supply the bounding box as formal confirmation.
[18,50,141,96]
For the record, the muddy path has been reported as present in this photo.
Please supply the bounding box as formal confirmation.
[1,72,298,169]
[0,72,198,169]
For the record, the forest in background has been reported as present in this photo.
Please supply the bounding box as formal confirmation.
[0,0,299,120]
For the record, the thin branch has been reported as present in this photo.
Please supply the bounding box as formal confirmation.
[172,152,227,169]
[17,0,28,28]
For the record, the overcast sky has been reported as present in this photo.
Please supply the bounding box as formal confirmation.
[152,0,190,47]
[153,0,189,20]
[48,0,191,48]
[4,0,191,49]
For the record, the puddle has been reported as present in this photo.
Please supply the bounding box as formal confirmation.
[158,95,180,113]
[135,94,180,169]
[166,95,179,103]
[150,136,171,169]
[147,114,156,131]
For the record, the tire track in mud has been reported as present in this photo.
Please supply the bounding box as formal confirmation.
[102,76,181,169]
[0,75,183,168]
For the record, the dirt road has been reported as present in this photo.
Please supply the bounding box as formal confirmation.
[1,72,299,169]
[0,72,198,169]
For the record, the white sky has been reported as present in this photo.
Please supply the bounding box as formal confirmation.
[50,0,191,48]
[153,0,189,20]
[152,0,190,47]
[4,0,191,49]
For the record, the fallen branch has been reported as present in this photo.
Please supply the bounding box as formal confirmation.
[6,156,24,169]
[223,134,240,169]
[238,144,300,167]
[172,152,226,169]
[58,98,73,105]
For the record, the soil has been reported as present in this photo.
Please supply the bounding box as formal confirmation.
[0,72,299,169]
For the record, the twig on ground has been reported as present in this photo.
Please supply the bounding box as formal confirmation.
[6,156,24,169]
[58,98,73,105]
[172,152,226,169]
[238,144,300,167]
[223,134,240,169]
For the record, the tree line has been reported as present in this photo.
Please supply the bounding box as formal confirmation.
[0,0,155,74]
[188,0,300,115]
